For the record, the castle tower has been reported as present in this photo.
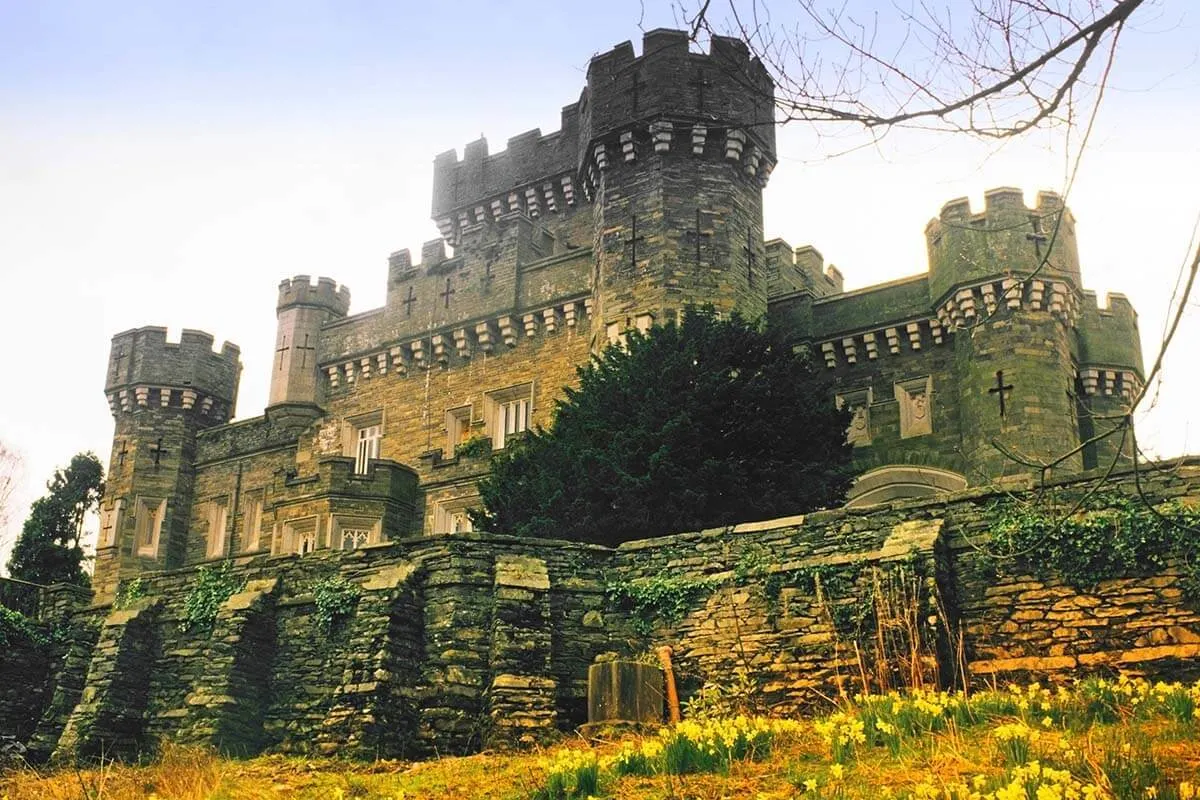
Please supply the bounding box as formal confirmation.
[1075,291,1144,468]
[267,276,351,409]
[94,328,241,600]
[926,189,1085,480]
[580,29,776,340]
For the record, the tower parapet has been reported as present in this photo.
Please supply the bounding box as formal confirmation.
[432,107,583,230]
[105,327,241,423]
[579,28,774,158]
[268,275,350,408]
[277,275,351,316]
[926,188,1081,306]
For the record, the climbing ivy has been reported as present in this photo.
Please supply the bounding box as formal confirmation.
[605,574,720,635]
[312,577,362,633]
[984,494,1200,599]
[113,577,147,610]
[0,605,51,648]
[179,561,243,634]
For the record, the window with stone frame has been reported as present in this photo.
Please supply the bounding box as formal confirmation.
[331,514,380,550]
[486,383,532,450]
[345,410,384,474]
[205,497,229,559]
[242,491,264,552]
[433,501,475,534]
[446,405,473,453]
[134,497,166,557]
[280,517,318,556]
[98,498,123,548]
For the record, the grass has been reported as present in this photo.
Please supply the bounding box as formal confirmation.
[2,677,1198,799]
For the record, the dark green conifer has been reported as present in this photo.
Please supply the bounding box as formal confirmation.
[471,309,855,545]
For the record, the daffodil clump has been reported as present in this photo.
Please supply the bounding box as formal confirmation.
[603,739,661,777]
[660,715,802,774]
[992,721,1037,766]
[815,711,867,763]
[535,747,601,800]
[855,687,972,743]
[536,715,802,797]
[909,761,1103,800]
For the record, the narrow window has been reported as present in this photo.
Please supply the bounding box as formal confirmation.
[355,424,382,474]
[242,493,264,552]
[446,405,473,452]
[340,528,372,549]
[493,397,530,449]
[135,497,166,557]
[206,498,229,559]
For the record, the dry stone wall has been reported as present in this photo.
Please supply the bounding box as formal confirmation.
[6,459,1199,762]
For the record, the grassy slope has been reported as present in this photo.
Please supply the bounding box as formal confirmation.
[3,681,1199,800]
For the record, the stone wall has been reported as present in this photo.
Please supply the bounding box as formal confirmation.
[9,459,1199,763]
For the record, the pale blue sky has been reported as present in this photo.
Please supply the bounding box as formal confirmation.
[1,1,1198,565]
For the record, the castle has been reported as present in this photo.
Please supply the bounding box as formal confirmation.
[93,29,1144,601]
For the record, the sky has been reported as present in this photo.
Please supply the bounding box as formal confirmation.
[1,1,1198,567]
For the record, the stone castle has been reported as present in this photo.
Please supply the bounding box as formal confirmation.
[8,30,1195,766]
[93,28,1144,601]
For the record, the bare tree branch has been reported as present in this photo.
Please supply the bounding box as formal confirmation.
[677,0,1145,138]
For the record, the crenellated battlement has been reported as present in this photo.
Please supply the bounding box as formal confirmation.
[766,239,844,299]
[926,187,1081,305]
[431,104,583,222]
[1077,290,1144,387]
[276,275,351,316]
[582,29,772,141]
[431,29,776,246]
[105,326,242,422]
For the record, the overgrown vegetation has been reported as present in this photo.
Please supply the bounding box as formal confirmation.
[8,676,1195,799]
[470,308,856,545]
[0,605,51,648]
[605,574,720,634]
[113,577,147,610]
[453,435,492,459]
[312,576,362,633]
[984,493,1200,600]
[178,562,243,634]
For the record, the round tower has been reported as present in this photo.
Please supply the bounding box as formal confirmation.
[94,327,242,600]
[578,29,776,339]
[267,276,350,408]
[1075,291,1144,469]
[925,189,1084,480]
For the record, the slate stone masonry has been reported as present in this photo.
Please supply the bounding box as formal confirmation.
[6,458,1199,762]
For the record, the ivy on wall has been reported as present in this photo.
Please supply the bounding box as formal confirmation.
[983,494,1200,600]
[179,562,244,634]
[0,605,52,648]
[113,577,147,610]
[312,577,362,633]
[605,574,720,634]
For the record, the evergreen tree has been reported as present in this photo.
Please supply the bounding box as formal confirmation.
[7,452,104,586]
[470,309,856,545]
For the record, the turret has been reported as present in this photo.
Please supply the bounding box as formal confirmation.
[94,327,242,600]
[926,188,1081,305]
[267,276,351,408]
[1076,291,1144,468]
[581,29,777,337]
[928,190,1085,480]
[428,29,777,345]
